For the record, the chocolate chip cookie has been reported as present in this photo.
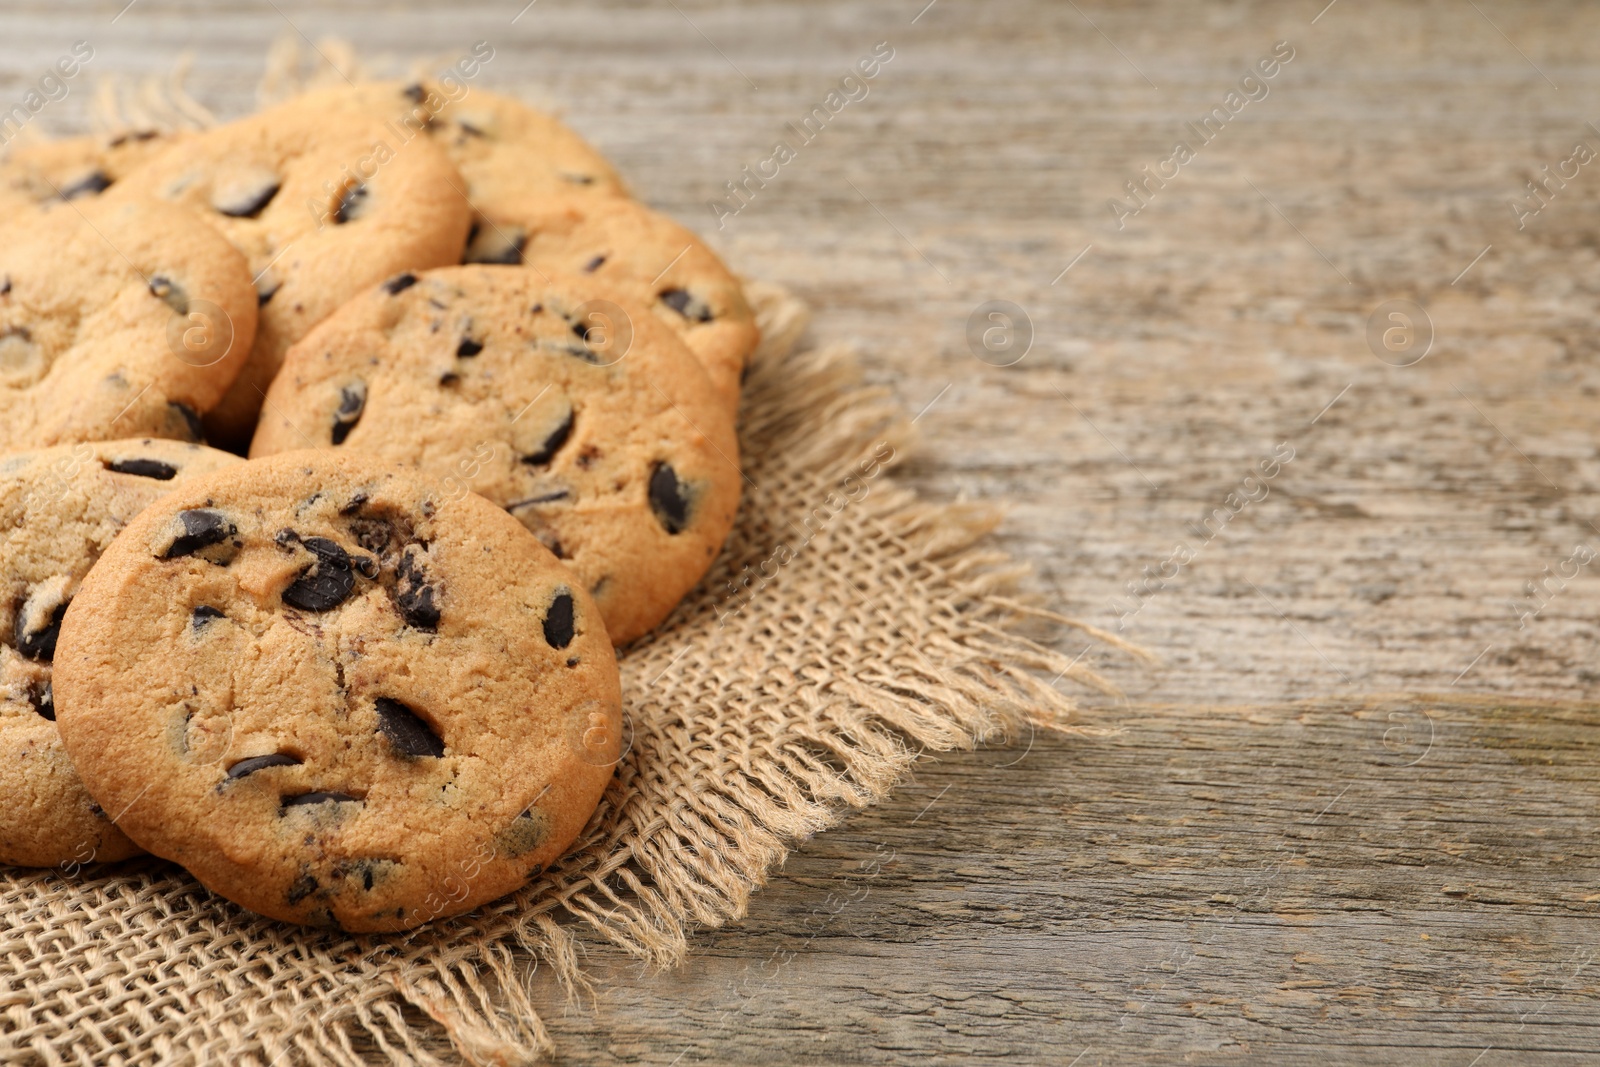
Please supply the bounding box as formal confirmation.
[52,450,622,930]
[0,196,258,451]
[111,98,473,449]
[0,438,240,868]
[249,266,741,645]
[489,192,758,410]
[0,130,187,212]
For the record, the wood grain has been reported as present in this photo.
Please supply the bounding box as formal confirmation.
[6,0,1600,1061]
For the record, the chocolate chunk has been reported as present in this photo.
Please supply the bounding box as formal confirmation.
[374,697,445,758]
[226,753,300,778]
[583,255,606,272]
[107,458,177,480]
[382,273,417,295]
[334,183,369,224]
[282,537,356,612]
[168,402,204,443]
[282,792,359,809]
[648,463,690,534]
[148,275,189,315]
[463,226,526,266]
[456,337,483,358]
[286,872,319,904]
[162,509,235,559]
[14,596,66,661]
[28,680,53,721]
[660,288,714,323]
[542,591,575,648]
[395,549,440,630]
[505,490,571,510]
[191,605,225,629]
[61,169,112,199]
[331,382,366,445]
[522,409,573,466]
[214,179,280,218]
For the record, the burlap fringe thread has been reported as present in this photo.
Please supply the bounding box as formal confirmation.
[0,53,1145,1067]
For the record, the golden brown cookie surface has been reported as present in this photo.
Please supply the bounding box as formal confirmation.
[53,450,621,931]
[0,438,240,868]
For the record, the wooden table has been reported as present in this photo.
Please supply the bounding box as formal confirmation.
[8,0,1600,1061]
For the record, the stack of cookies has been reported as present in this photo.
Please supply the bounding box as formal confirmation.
[0,80,753,931]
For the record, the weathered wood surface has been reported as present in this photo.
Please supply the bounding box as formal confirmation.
[7,0,1600,1062]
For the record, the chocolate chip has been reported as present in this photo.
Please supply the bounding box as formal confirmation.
[456,337,483,358]
[191,605,225,630]
[352,554,380,580]
[374,697,444,758]
[395,549,440,630]
[162,509,235,559]
[505,490,571,510]
[542,591,575,649]
[382,273,417,295]
[403,83,426,103]
[282,537,355,612]
[463,227,526,266]
[439,372,460,387]
[14,594,66,662]
[148,275,189,315]
[258,280,281,306]
[341,492,369,516]
[648,463,690,534]
[331,382,366,445]
[334,183,369,224]
[660,288,714,323]
[168,402,204,443]
[226,753,300,778]
[583,255,606,272]
[522,409,573,466]
[282,792,359,809]
[563,174,596,186]
[214,178,281,218]
[286,872,319,904]
[107,458,177,480]
[458,120,486,138]
[61,169,112,200]
[29,680,53,721]
[0,277,10,296]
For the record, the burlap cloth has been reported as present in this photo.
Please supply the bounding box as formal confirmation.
[0,61,1136,1067]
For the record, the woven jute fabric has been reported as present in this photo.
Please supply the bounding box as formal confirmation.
[0,66,1132,1067]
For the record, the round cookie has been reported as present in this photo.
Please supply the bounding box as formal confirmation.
[111,97,474,449]
[0,196,258,451]
[0,130,188,212]
[0,438,241,868]
[249,266,740,645]
[52,450,622,931]
[494,192,758,409]
[300,80,628,224]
